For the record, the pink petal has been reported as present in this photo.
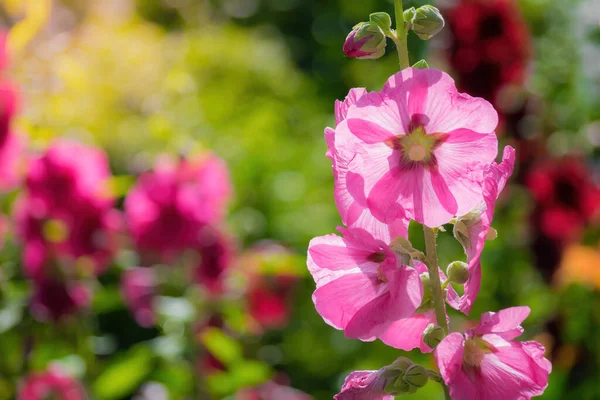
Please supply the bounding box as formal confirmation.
[335,88,367,125]
[475,306,530,339]
[379,310,436,352]
[347,118,396,144]
[347,90,408,135]
[434,332,466,384]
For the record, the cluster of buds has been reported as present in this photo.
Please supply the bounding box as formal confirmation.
[343,6,444,61]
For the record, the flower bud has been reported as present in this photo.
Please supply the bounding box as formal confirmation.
[343,22,386,60]
[411,5,445,40]
[447,261,469,285]
[403,364,429,390]
[416,272,433,312]
[369,12,392,33]
[403,7,416,23]
[423,323,445,349]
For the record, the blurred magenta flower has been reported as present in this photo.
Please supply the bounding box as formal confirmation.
[14,140,119,280]
[121,267,157,327]
[445,0,530,117]
[125,153,231,260]
[452,146,515,314]
[0,83,25,191]
[236,381,313,400]
[30,278,91,321]
[18,367,87,400]
[435,307,551,400]
[331,68,498,228]
[307,227,422,340]
[194,226,234,295]
[526,158,600,242]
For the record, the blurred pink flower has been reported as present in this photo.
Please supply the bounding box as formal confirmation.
[0,83,25,191]
[435,306,551,400]
[332,68,498,228]
[378,261,459,352]
[307,227,422,340]
[30,279,91,321]
[194,227,234,295]
[453,146,515,314]
[125,153,231,260]
[334,370,394,400]
[18,367,86,400]
[237,381,313,400]
[121,267,157,328]
[326,88,409,243]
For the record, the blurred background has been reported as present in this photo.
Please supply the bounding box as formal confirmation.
[0,0,598,399]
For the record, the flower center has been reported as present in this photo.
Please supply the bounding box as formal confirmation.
[386,124,446,167]
[463,337,494,369]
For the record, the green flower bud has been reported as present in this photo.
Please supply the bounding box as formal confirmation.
[447,261,469,285]
[404,364,429,389]
[415,272,433,313]
[423,323,445,349]
[403,7,417,23]
[369,12,392,33]
[411,5,445,40]
[412,59,430,69]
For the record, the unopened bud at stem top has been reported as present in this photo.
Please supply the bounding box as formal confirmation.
[343,22,387,60]
[408,5,445,40]
[447,261,469,285]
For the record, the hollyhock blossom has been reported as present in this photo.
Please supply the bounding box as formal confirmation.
[378,261,459,352]
[18,367,86,400]
[194,227,233,295]
[335,370,394,400]
[121,267,157,327]
[435,306,551,400]
[327,88,409,243]
[445,0,530,113]
[334,68,498,228]
[452,146,515,314]
[307,227,422,340]
[14,140,119,280]
[30,278,91,321]
[125,153,231,260]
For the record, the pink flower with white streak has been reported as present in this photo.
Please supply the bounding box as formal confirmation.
[378,261,460,352]
[453,146,515,314]
[307,227,422,340]
[326,88,408,243]
[435,306,552,400]
[333,68,498,228]
[334,370,394,400]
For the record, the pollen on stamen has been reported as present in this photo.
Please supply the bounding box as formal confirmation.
[408,144,427,161]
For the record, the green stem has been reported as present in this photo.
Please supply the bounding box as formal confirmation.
[393,0,410,69]
[423,227,448,334]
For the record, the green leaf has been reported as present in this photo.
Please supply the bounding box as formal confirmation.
[93,345,154,399]
[200,328,242,366]
[412,59,430,69]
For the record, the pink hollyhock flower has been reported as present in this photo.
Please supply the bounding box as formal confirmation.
[378,260,459,352]
[30,278,91,321]
[18,367,86,400]
[435,306,552,400]
[453,146,515,314]
[194,227,233,295]
[125,153,231,259]
[121,267,157,328]
[327,88,408,243]
[14,140,119,279]
[335,370,394,400]
[333,68,498,228]
[307,227,422,340]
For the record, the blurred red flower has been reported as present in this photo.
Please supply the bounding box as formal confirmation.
[18,367,86,400]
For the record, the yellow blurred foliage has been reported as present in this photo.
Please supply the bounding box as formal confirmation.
[554,245,600,289]
[3,0,52,55]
